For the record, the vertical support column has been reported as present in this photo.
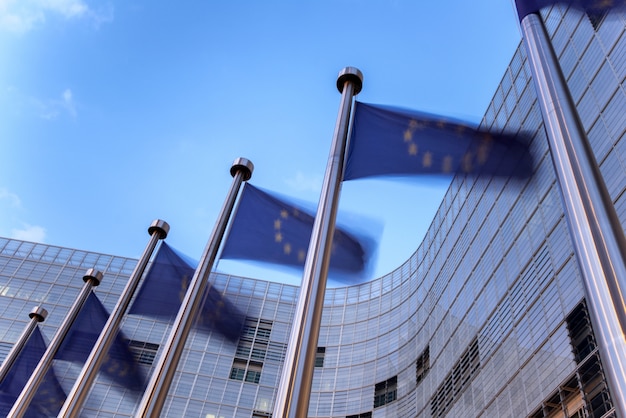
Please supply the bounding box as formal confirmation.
[9,269,103,418]
[135,158,253,418]
[0,306,48,383]
[273,67,362,418]
[520,12,626,416]
[59,219,169,417]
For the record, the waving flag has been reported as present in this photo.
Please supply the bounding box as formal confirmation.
[129,243,244,342]
[220,183,370,274]
[56,292,145,391]
[0,327,66,417]
[344,101,533,181]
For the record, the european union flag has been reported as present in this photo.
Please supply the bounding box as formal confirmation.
[196,281,245,342]
[220,183,369,274]
[0,327,66,417]
[129,242,244,342]
[343,102,533,181]
[55,292,145,391]
[515,0,626,20]
[129,243,194,321]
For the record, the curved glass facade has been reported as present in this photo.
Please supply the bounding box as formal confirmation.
[0,5,624,417]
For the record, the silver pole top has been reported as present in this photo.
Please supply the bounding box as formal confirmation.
[83,268,103,287]
[230,157,254,181]
[28,306,48,322]
[336,67,363,94]
[148,219,170,239]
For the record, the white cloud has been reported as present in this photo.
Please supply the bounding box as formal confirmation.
[61,88,77,118]
[0,188,46,243]
[31,88,77,119]
[0,188,21,207]
[11,224,46,242]
[0,0,113,33]
[285,171,322,193]
[42,0,88,18]
[0,0,44,33]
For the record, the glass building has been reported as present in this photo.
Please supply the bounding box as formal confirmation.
[0,4,625,417]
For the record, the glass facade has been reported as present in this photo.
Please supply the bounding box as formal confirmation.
[0,5,624,417]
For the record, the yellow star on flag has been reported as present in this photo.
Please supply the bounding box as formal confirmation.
[422,151,433,168]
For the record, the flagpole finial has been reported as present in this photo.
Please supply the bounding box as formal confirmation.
[337,67,363,94]
[230,157,254,181]
[148,219,170,239]
[83,268,103,286]
[28,306,48,322]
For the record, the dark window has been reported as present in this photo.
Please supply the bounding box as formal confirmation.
[229,317,274,384]
[256,322,272,341]
[236,340,253,358]
[241,324,257,339]
[315,347,325,368]
[245,370,261,384]
[245,361,263,384]
[373,376,397,408]
[566,301,596,363]
[128,340,160,366]
[229,366,246,381]
[416,345,430,384]
[579,353,612,417]
[527,301,614,417]
[430,337,480,417]
[251,345,267,361]
[230,359,247,381]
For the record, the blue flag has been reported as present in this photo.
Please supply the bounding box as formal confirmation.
[515,0,626,20]
[220,183,369,274]
[196,281,245,342]
[55,292,145,391]
[0,327,66,417]
[129,243,194,320]
[343,102,533,181]
[129,242,244,342]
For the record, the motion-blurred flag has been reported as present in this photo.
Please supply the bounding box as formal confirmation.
[196,283,245,342]
[343,102,533,181]
[129,243,244,342]
[129,243,194,321]
[220,183,369,274]
[55,292,145,391]
[0,327,66,417]
[515,0,626,20]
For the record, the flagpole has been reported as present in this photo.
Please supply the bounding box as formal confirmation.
[273,67,362,418]
[0,306,47,383]
[8,269,103,418]
[519,11,626,415]
[134,158,253,418]
[58,220,169,417]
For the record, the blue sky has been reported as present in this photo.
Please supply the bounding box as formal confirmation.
[0,0,522,286]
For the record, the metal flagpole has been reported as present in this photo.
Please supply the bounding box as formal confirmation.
[0,306,48,383]
[519,11,626,416]
[273,67,362,418]
[8,269,103,418]
[134,158,253,418]
[58,219,169,417]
